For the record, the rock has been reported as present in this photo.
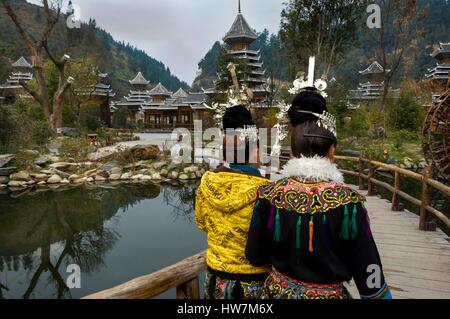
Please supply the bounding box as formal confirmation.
[387,156,398,165]
[26,180,36,185]
[189,173,196,180]
[160,169,169,177]
[73,178,85,184]
[47,175,62,184]
[141,175,152,181]
[62,127,80,137]
[184,166,198,174]
[0,154,14,168]
[100,162,121,173]
[195,170,203,178]
[0,176,9,184]
[0,184,7,190]
[84,169,98,177]
[167,162,181,171]
[49,162,77,171]
[152,161,167,170]
[51,169,70,179]
[40,169,53,175]
[0,167,17,176]
[95,175,106,182]
[131,174,144,180]
[34,174,48,182]
[179,174,189,180]
[111,167,122,175]
[35,156,51,166]
[8,180,26,188]
[169,171,179,179]
[46,143,60,155]
[69,174,81,182]
[10,171,31,182]
[37,181,47,186]
[137,169,149,175]
[109,174,121,181]
[120,173,131,180]
[61,179,70,185]
[131,144,160,160]
[86,177,94,183]
[151,173,162,180]
[87,149,115,162]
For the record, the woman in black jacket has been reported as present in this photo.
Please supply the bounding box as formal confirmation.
[245,91,392,299]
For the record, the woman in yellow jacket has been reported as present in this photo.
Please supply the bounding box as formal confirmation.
[195,105,269,299]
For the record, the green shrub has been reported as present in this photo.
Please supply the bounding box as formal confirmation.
[80,103,102,132]
[112,106,131,129]
[59,137,91,162]
[388,92,423,132]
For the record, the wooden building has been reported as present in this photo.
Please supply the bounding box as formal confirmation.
[111,72,211,130]
[426,42,450,101]
[0,57,33,104]
[347,61,399,109]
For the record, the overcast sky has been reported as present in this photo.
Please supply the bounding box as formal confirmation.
[28,0,285,84]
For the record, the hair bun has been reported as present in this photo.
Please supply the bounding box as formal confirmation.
[288,91,328,126]
[222,105,255,130]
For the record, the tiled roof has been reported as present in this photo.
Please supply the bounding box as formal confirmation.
[149,82,171,96]
[223,13,257,43]
[12,57,32,68]
[129,72,149,85]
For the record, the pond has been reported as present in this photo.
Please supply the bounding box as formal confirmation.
[0,183,207,299]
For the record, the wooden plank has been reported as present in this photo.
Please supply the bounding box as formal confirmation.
[83,252,206,299]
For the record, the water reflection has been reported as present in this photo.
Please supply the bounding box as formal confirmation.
[0,182,203,299]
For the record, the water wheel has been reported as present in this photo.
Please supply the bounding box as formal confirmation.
[422,89,450,182]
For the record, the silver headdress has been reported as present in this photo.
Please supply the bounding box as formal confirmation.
[298,110,337,138]
[212,63,258,142]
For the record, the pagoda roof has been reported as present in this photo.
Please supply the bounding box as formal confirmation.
[223,13,257,44]
[149,82,171,96]
[172,88,189,98]
[431,42,450,58]
[12,57,32,68]
[359,61,387,75]
[129,72,149,85]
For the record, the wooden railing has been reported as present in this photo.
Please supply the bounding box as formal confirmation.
[83,252,206,299]
[334,155,450,232]
[83,154,449,299]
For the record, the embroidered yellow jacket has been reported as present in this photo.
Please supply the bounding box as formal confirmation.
[195,171,269,275]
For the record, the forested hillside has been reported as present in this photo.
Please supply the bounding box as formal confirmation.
[0,0,189,97]
[193,0,450,89]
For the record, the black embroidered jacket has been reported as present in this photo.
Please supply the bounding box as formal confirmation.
[245,177,392,299]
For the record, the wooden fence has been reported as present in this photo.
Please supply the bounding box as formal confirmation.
[83,154,449,299]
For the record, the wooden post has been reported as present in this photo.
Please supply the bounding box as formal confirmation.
[176,277,200,299]
[367,155,375,196]
[358,152,364,190]
[391,171,403,211]
[419,166,436,231]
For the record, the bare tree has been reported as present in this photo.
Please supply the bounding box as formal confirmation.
[371,0,426,126]
[0,0,73,131]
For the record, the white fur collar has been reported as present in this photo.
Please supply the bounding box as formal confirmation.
[280,156,344,183]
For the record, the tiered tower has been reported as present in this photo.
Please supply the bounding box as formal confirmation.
[205,0,268,103]
[0,57,33,103]
[426,42,450,101]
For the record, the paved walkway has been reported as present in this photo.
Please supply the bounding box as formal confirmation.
[345,185,450,299]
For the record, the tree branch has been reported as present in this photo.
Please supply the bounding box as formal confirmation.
[19,80,43,104]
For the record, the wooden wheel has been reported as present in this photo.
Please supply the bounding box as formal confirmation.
[422,90,450,182]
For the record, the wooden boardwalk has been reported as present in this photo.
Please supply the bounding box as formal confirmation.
[345,185,450,299]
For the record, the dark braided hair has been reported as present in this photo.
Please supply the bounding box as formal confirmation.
[288,91,337,158]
